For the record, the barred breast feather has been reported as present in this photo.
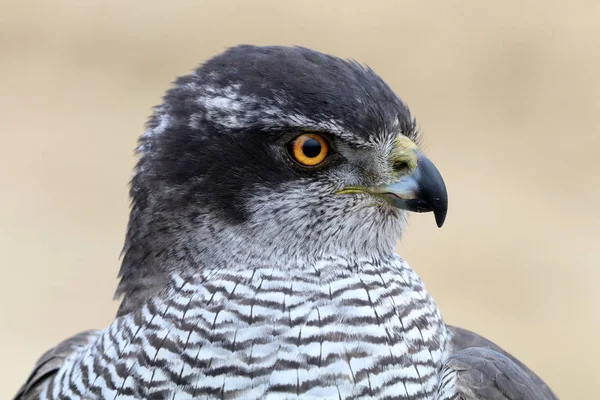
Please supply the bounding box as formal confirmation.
[40,255,449,399]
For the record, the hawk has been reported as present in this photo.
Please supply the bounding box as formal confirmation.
[16,45,557,399]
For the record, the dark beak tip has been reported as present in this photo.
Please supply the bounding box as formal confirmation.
[435,210,447,228]
[415,153,448,228]
[433,194,448,228]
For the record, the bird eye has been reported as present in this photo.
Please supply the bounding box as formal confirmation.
[287,133,330,167]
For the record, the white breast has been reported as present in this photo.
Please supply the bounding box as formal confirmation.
[46,255,449,400]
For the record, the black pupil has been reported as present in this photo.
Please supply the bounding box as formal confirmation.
[302,138,322,158]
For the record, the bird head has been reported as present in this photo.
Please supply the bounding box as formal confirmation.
[117,45,447,310]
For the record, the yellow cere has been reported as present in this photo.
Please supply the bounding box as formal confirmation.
[391,135,419,172]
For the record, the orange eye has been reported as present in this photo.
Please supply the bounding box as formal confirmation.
[287,133,330,167]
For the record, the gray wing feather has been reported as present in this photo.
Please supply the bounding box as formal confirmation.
[444,325,558,400]
[14,330,102,400]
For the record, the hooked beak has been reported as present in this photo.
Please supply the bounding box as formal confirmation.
[378,151,448,227]
[336,136,448,227]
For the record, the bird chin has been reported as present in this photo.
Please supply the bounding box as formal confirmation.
[347,191,404,215]
[370,197,404,213]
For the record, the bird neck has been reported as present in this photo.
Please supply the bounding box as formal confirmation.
[116,203,404,315]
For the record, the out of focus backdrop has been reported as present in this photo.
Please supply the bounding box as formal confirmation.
[1,1,598,398]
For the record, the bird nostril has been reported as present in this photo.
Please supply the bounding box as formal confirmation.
[393,160,409,172]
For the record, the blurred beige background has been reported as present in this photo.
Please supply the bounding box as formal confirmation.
[1,0,598,398]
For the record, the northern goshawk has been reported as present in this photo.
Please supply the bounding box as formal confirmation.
[16,45,557,399]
